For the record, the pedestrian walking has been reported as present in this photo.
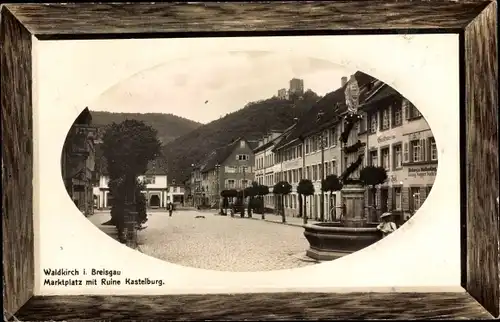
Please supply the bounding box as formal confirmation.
[377,212,397,238]
[167,202,174,217]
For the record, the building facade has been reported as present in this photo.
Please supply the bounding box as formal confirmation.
[61,108,97,216]
[196,138,257,207]
[167,184,185,205]
[95,173,168,209]
[358,86,437,221]
[253,128,295,211]
[269,72,437,222]
[188,166,205,207]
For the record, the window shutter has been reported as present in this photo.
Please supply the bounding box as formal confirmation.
[403,99,410,120]
[429,138,434,161]
[403,142,409,163]
[419,139,426,162]
[402,187,409,211]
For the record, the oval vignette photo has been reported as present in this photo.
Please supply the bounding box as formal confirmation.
[60,51,438,272]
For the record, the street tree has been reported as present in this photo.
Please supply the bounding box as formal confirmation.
[244,183,258,218]
[359,165,388,219]
[101,119,161,237]
[256,184,270,219]
[220,190,231,215]
[273,181,292,223]
[297,179,315,224]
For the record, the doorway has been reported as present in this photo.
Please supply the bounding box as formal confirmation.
[380,188,388,213]
[149,194,160,208]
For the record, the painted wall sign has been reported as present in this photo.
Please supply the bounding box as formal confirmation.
[377,134,396,143]
[407,166,437,177]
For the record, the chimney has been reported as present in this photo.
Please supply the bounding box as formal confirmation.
[341,76,348,87]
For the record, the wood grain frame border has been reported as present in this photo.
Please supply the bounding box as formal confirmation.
[1,1,498,320]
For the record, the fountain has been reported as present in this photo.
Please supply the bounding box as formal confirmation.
[303,75,382,261]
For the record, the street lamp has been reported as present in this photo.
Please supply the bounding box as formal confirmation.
[215,163,221,213]
[241,165,246,217]
[318,132,328,222]
[317,111,327,222]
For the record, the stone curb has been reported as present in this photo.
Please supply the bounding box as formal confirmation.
[243,216,310,228]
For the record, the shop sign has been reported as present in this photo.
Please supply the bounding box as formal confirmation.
[377,134,396,144]
[408,166,437,178]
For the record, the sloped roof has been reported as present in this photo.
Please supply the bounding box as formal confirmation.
[75,107,92,125]
[273,71,377,151]
[253,124,296,154]
[247,140,260,150]
[144,157,168,175]
[253,140,275,154]
[360,82,402,110]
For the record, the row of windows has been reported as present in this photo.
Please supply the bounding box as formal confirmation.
[369,137,437,170]
[359,99,421,134]
[276,127,341,163]
[256,153,276,170]
[225,179,250,189]
[256,174,274,187]
[224,165,251,173]
[367,186,432,213]
[273,100,422,164]
[236,154,250,161]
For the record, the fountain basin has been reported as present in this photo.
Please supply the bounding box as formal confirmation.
[303,222,382,261]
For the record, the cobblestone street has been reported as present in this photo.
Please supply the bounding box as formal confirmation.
[89,210,319,272]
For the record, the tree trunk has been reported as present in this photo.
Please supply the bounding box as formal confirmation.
[329,192,333,222]
[261,195,265,219]
[298,193,303,218]
[281,195,286,223]
[372,186,377,221]
[248,197,253,218]
[303,195,308,224]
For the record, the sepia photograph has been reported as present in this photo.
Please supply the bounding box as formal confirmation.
[61,49,438,272]
[2,2,497,321]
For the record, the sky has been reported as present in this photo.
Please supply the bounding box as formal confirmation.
[90,51,354,124]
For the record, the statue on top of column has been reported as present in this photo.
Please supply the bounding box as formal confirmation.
[344,74,360,116]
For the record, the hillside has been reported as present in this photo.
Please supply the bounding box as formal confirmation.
[163,90,321,183]
[90,111,202,144]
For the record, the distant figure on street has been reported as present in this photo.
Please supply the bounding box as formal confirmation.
[167,202,174,217]
[377,212,397,238]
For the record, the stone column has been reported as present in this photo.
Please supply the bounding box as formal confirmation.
[341,183,367,227]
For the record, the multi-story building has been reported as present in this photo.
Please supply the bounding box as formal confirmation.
[271,71,437,222]
[197,138,258,207]
[253,126,296,211]
[357,82,437,221]
[167,184,185,205]
[289,78,304,97]
[94,159,169,209]
[61,108,97,216]
[188,165,204,207]
[277,88,289,100]
[272,74,370,219]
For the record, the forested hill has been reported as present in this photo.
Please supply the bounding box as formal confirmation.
[163,90,321,183]
[90,111,202,144]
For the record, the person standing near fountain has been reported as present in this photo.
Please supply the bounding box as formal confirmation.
[377,212,397,238]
